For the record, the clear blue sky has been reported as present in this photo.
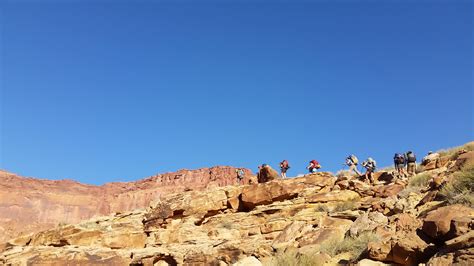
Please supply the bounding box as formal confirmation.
[1,1,472,185]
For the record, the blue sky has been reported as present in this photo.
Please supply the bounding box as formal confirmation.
[1,1,472,185]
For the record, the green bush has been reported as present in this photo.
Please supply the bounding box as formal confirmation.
[408,173,431,188]
[440,163,474,207]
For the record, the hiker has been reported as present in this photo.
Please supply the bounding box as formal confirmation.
[279,160,290,179]
[361,157,377,184]
[421,151,440,166]
[345,155,361,176]
[394,153,407,177]
[405,151,417,176]
[236,168,245,184]
[306,160,321,173]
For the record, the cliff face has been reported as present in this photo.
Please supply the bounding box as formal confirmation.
[0,166,253,243]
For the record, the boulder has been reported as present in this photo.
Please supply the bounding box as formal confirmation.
[349,212,388,237]
[257,165,280,183]
[427,247,474,266]
[241,182,300,210]
[422,204,474,241]
[391,232,430,265]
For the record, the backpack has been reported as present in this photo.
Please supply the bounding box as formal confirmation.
[281,160,289,169]
[349,155,359,165]
[407,152,416,163]
[368,157,377,169]
[394,153,405,164]
[310,160,321,169]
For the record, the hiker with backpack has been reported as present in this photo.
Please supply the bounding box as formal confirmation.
[345,155,361,176]
[279,160,290,179]
[236,168,245,184]
[405,151,417,176]
[394,153,407,177]
[361,157,377,184]
[307,160,321,173]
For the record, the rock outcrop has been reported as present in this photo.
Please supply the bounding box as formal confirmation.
[1,142,474,265]
[0,166,252,243]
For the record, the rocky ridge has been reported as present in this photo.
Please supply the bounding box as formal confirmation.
[1,144,474,265]
[0,166,252,243]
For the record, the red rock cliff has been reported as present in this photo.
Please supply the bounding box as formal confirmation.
[0,166,253,243]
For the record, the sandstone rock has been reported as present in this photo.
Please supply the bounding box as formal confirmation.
[307,190,360,203]
[391,232,430,265]
[272,221,312,249]
[395,213,420,232]
[357,258,392,266]
[427,247,474,266]
[349,212,388,237]
[257,165,280,183]
[241,182,298,210]
[444,231,474,252]
[232,256,262,266]
[373,184,404,198]
[422,204,474,241]
[368,240,393,262]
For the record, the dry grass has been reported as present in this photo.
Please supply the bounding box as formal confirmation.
[440,163,474,207]
[314,201,358,213]
[398,186,422,198]
[317,231,380,260]
[437,142,474,160]
[271,250,327,266]
[408,173,432,188]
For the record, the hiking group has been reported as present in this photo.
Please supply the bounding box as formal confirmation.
[239,150,440,185]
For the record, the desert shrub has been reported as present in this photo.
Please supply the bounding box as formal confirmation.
[408,173,431,188]
[220,220,234,230]
[398,186,422,198]
[333,201,358,212]
[314,204,330,212]
[437,142,474,160]
[272,250,326,266]
[440,163,474,207]
[318,231,380,260]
